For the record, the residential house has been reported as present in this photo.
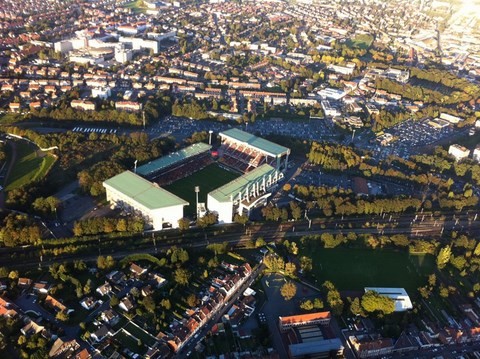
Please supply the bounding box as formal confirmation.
[90,325,113,342]
[80,297,98,311]
[96,282,112,297]
[21,320,44,337]
[48,338,80,358]
[130,263,147,277]
[18,278,32,289]
[45,295,67,313]
[119,296,135,312]
[100,309,120,326]
[33,282,50,294]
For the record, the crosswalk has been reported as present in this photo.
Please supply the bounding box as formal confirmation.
[72,127,117,134]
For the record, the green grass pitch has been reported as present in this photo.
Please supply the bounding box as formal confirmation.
[164,163,239,216]
[303,246,435,293]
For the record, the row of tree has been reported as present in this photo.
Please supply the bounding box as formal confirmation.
[72,217,145,236]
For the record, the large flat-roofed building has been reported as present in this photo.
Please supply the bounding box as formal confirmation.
[207,164,283,224]
[279,312,344,359]
[136,142,212,180]
[279,312,331,332]
[289,338,344,359]
[448,144,470,161]
[364,287,413,312]
[103,171,188,230]
[219,128,290,172]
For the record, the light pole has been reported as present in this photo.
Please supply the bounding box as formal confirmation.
[195,186,200,219]
[134,159,138,173]
[208,130,213,145]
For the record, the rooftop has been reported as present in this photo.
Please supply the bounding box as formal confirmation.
[208,164,278,203]
[289,338,343,357]
[280,311,331,326]
[219,128,289,157]
[136,142,212,176]
[103,171,188,210]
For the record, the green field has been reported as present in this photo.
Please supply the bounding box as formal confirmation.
[304,247,435,293]
[122,0,146,13]
[6,141,56,190]
[346,34,374,49]
[165,164,239,216]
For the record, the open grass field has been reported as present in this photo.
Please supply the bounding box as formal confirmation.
[6,141,56,190]
[346,34,374,49]
[122,0,146,13]
[165,163,239,216]
[303,247,435,293]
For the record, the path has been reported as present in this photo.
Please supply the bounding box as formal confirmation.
[0,140,18,210]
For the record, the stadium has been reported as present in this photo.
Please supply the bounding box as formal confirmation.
[103,129,289,229]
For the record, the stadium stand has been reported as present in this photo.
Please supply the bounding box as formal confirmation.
[218,128,290,173]
[136,142,212,185]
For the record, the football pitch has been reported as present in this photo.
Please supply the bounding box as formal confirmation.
[165,163,239,216]
[304,247,435,293]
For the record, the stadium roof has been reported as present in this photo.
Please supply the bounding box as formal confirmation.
[364,287,413,312]
[208,164,277,203]
[136,142,212,176]
[219,128,289,157]
[289,338,343,357]
[103,171,188,210]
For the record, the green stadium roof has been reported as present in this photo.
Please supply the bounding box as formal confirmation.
[219,128,289,157]
[208,164,277,203]
[103,171,188,209]
[137,142,212,176]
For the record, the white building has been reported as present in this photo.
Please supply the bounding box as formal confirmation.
[119,37,160,54]
[207,164,284,224]
[321,100,341,117]
[440,113,464,124]
[103,171,188,230]
[91,87,111,99]
[448,144,470,161]
[364,287,413,312]
[473,145,480,163]
[318,87,346,101]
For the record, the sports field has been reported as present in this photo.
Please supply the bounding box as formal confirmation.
[6,141,56,190]
[165,163,239,216]
[303,246,435,293]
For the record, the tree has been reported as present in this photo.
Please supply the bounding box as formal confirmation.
[299,256,313,272]
[436,246,452,269]
[350,297,363,316]
[280,281,297,301]
[361,291,395,315]
[142,296,156,313]
[233,214,249,226]
[323,281,344,315]
[56,310,69,322]
[428,274,436,287]
[110,295,119,307]
[300,299,314,311]
[255,237,266,248]
[174,268,191,286]
[178,218,190,231]
[97,255,115,270]
[186,294,197,307]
